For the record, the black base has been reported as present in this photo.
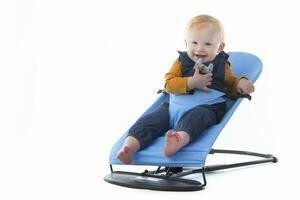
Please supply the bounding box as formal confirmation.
[104,148,277,191]
[104,170,205,191]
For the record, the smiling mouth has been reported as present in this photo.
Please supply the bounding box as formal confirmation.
[195,54,207,60]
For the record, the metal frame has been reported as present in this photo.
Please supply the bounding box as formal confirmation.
[104,148,277,191]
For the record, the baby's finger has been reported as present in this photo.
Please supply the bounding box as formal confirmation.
[251,85,255,92]
[237,87,244,94]
[193,66,200,75]
[206,72,213,78]
[247,85,254,93]
[204,73,213,81]
[206,77,212,82]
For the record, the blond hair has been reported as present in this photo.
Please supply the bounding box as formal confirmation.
[186,15,225,42]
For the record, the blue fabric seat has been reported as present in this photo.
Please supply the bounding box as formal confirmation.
[109,52,262,167]
[105,52,277,191]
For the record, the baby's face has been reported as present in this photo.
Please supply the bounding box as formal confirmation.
[185,25,223,63]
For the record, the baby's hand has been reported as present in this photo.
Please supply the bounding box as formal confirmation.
[237,78,255,94]
[187,65,212,91]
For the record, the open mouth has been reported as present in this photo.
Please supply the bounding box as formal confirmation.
[194,54,207,61]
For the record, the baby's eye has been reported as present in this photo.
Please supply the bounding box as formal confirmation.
[205,42,212,46]
[192,41,198,45]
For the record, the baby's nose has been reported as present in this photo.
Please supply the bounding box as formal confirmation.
[196,45,205,52]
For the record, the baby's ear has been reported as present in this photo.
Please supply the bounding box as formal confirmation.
[218,42,225,53]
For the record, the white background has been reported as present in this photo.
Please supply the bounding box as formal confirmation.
[1,0,299,199]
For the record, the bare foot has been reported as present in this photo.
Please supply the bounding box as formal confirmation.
[116,146,134,164]
[164,130,190,157]
[116,136,140,164]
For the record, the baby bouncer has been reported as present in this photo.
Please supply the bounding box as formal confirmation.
[104,52,277,191]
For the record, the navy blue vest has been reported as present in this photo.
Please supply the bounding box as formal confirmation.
[178,51,229,94]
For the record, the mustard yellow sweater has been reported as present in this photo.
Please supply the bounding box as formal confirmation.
[164,52,243,95]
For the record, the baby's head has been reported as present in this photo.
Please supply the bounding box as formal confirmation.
[185,15,225,63]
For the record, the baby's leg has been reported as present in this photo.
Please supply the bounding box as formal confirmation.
[117,136,140,164]
[164,130,190,157]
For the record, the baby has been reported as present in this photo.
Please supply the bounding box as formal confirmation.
[117,15,254,164]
